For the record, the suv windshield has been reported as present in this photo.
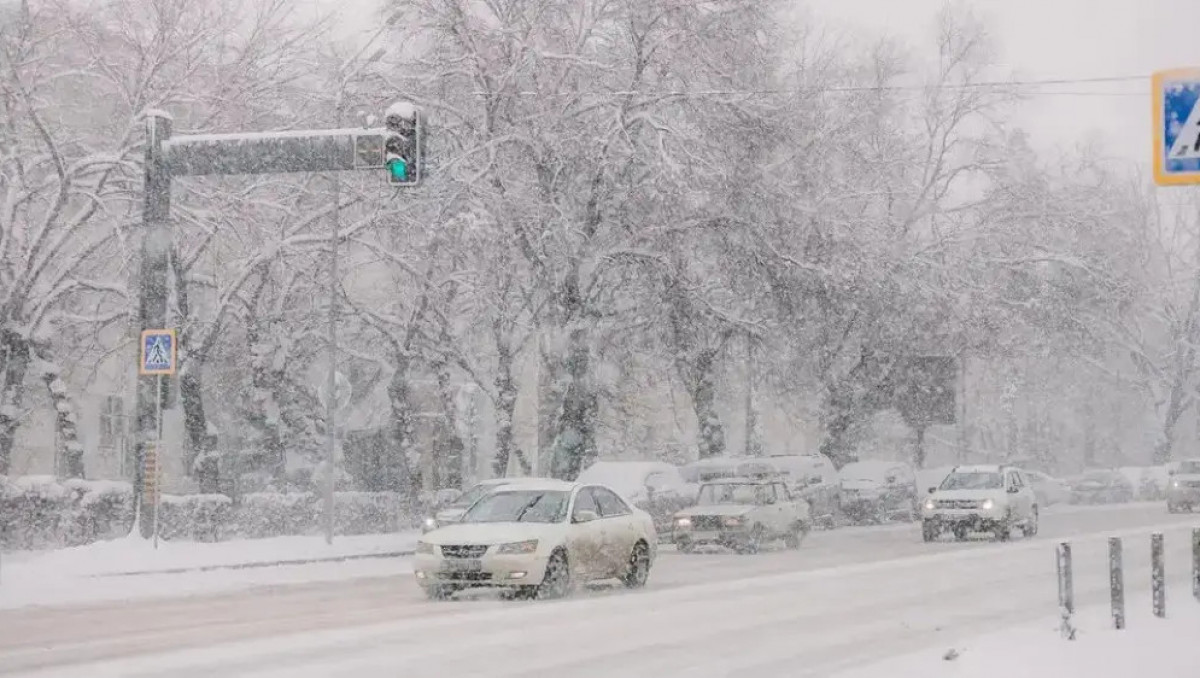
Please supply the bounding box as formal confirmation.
[697,483,771,505]
[939,472,1003,491]
[1178,461,1200,475]
[460,490,568,524]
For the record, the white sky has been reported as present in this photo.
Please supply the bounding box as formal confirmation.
[327,0,1199,171]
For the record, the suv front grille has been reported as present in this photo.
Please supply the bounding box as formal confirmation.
[935,499,982,510]
[691,516,725,530]
[440,544,489,558]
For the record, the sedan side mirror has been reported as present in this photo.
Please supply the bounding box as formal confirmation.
[573,509,599,523]
[927,487,937,495]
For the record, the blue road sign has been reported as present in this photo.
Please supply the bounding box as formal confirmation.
[140,329,177,376]
[1154,68,1200,186]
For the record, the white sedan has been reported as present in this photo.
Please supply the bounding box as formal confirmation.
[414,479,658,600]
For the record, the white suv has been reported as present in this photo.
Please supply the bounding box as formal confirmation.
[920,465,1038,542]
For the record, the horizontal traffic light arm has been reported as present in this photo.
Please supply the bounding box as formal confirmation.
[163,127,393,177]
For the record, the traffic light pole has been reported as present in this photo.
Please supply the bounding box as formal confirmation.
[137,104,423,545]
[136,111,173,539]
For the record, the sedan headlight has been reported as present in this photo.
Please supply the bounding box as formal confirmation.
[674,517,692,528]
[1171,480,1181,488]
[981,499,995,511]
[415,541,435,555]
[422,517,438,532]
[496,539,539,555]
[722,516,744,527]
[923,498,936,511]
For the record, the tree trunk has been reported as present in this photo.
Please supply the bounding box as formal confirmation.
[386,353,419,499]
[493,330,523,477]
[1154,266,1200,465]
[173,254,219,492]
[35,353,84,478]
[683,347,726,459]
[431,358,466,489]
[0,329,31,474]
[550,326,597,480]
[537,331,564,476]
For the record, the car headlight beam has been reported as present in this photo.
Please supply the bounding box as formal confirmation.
[674,517,692,528]
[981,499,995,511]
[496,539,539,555]
[923,498,935,511]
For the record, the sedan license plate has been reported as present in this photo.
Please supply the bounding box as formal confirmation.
[443,559,482,573]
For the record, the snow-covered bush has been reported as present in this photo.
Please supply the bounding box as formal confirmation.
[234,492,317,539]
[158,494,232,542]
[332,492,403,536]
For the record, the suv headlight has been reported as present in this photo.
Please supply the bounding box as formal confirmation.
[723,516,744,527]
[415,541,435,555]
[496,540,538,555]
[923,498,936,511]
[674,517,692,528]
[981,499,995,511]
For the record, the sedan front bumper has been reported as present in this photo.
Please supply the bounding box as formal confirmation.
[413,552,551,590]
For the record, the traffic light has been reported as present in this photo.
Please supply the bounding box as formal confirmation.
[384,101,421,186]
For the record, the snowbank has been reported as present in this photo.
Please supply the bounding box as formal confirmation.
[836,594,1200,678]
[0,530,419,609]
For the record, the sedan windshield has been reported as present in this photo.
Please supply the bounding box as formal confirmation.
[460,490,568,524]
[939,472,1003,491]
[452,483,496,508]
[697,483,770,506]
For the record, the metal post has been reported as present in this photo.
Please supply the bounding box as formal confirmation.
[153,374,163,549]
[1192,527,1200,602]
[1152,532,1166,618]
[1056,541,1076,639]
[1109,537,1125,629]
[137,112,172,539]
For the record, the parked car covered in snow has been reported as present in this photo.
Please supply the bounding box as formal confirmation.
[1167,459,1200,513]
[838,460,918,524]
[1025,470,1071,507]
[1067,470,1135,505]
[575,461,695,538]
[764,454,840,528]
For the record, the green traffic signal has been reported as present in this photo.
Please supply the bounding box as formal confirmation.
[387,157,408,182]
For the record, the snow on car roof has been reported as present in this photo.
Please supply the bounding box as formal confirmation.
[950,465,1007,474]
[477,476,552,486]
[488,479,577,493]
[701,476,773,485]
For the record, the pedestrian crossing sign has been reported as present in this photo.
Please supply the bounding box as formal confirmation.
[140,329,177,376]
[1153,68,1200,186]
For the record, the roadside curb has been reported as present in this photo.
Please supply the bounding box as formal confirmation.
[90,549,416,578]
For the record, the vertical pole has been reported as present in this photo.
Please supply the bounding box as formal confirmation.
[1056,541,1075,639]
[153,374,163,549]
[1192,527,1200,602]
[1151,532,1166,618]
[137,112,172,539]
[323,96,343,547]
[1109,537,1125,629]
[744,336,755,456]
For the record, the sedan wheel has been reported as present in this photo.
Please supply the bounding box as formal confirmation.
[784,522,809,549]
[423,584,456,601]
[621,542,651,588]
[536,550,571,600]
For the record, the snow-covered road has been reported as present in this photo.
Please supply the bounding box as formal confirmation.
[3,503,1198,677]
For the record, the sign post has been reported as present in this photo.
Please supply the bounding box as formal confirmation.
[139,329,176,547]
[1153,68,1200,186]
